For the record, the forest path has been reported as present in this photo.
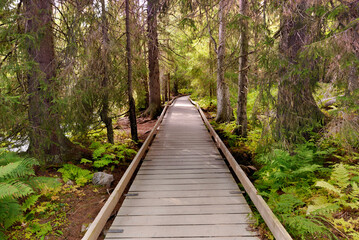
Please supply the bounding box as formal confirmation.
[105,96,259,239]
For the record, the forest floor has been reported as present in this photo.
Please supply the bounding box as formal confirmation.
[6,116,157,240]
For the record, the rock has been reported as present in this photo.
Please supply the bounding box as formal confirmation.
[92,172,114,188]
[81,223,91,233]
[66,180,74,185]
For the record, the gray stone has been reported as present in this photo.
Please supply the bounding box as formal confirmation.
[66,180,74,185]
[92,172,114,188]
[81,223,91,233]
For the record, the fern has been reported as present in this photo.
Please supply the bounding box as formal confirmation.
[58,164,93,186]
[283,215,335,239]
[309,163,359,220]
[315,181,342,196]
[331,163,350,188]
[26,176,62,191]
[21,194,41,211]
[0,197,22,230]
[0,149,40,234]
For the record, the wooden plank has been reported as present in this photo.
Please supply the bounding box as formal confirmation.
[142,161,225,166]
[140,164,227,170]
[129,183,238,192]
[144,156,223,160]
[132,178,233,185]
[111,213,253,226]
[191,98,293,240]
[125,189,241,198]
[105,225,258,238]
[137,169,229,175]
[135,173,232,180]
[117,205,252,216]
[81,100,174,240]
[146,152,220,156]
[105,237,259,240]
[121,196,247,207]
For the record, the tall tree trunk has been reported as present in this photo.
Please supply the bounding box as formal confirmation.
[100,0,114,144]
[164,74,169,101]
[146,0,162,119]
[126,0,138,142]
[167,73,171,100]
[24,0,90,161]
[235,0,249,137]
[276,1,324,143]
[140,40,149,109]
[209,40,214,99]
[215,0,233,123]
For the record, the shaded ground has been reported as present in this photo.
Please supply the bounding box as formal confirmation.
[7,116,157,240]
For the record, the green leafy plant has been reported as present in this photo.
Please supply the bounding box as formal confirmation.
[0,149,39,237]
[254,144,336,239]
[255,144,327,193]
[58,164,93,186]
[81,142,137,170]
[308,163,359,214]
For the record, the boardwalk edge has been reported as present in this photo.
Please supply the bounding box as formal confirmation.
[189,97,293,240]
[82,99,176,240]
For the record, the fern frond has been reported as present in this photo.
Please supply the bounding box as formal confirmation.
[21,194,40,211]
[0,180,33,199]
[350,182,359,198]
[331,163,350,188]
[316,180,342,196]
[26,176,62,190]
[0,197,22,230]
[0,158,37,180]
[283,215,334,239]
[307,202,340,216]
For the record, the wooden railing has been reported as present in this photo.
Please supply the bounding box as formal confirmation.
[82,99,176,240]
[190,98,292,240]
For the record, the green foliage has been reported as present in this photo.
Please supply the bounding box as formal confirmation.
[0,149,39,235]
[254,144,337,239]
[81,142,137,170]
[58,164,93,186]
[309,163,359,212]
[255,144,327,193]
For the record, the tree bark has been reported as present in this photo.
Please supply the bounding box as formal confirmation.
[126,0,138,142]
[235,0,249,137]
[215,0,233,123]
[164,73,169,101]
[167,73,171,100]
[146,0,162,119]
[24,0,91,162]
[276,1,324,143]
[100,0,114,144]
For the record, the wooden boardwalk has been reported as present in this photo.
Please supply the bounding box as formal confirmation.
[105,96,259,239]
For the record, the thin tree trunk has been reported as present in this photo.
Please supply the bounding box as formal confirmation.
[126,0,138,142]
[215,0,233,123]
[164,74,168,101]
[235,0,249,137]
[140,40,149,109]
[24,0,91,161]
[167,73,171,100]
[209,40,214,99]
[99,0,114,144]
[276,1,324,143]
[146,0,162,119]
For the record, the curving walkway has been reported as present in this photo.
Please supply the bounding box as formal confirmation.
[105,96,259,239]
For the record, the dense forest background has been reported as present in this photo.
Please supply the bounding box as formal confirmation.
[0,0,358,239]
